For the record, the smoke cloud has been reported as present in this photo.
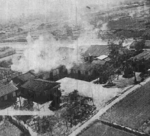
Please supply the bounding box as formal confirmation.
[11,33,84,73]
[9,0,141,73]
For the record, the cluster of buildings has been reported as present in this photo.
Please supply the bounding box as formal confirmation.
[0,39,150,112]
[0,71,61,109]
[47,45,110,82]
[0,44,110,110]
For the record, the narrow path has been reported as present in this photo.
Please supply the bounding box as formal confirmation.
[8,116,38,136]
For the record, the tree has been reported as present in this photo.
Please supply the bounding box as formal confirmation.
[20,132,30,136]
[36,116,57,135]
[21,100,34,111]
[61,90,95,127]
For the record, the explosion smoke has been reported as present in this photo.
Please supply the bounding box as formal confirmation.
[11,15,108,73]
[11,34,83,73]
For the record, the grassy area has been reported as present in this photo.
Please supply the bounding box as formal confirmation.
[107,16,147,39]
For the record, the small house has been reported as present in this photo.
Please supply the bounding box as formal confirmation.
[0,82,18,109]
[129,50,150,72]
[20,79,60,104]
[83,45,109,62]
[49,65,68,81]
[12,71,36,86]
[68,60,107,81]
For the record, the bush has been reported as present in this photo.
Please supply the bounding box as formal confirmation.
[21,100,34,111]
[61,90,96,126]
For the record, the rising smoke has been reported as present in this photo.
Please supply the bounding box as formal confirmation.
[10,0,141,73]
[11,33,84,73]
[11,13,108,73]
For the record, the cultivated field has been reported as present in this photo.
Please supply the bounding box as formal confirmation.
[100,78,150,133]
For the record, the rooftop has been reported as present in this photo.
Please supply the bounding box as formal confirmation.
[130,39,145,49]
[0,82,18,97]
[12,71,36,84]
[130,50,150,61]
[72,59,107,72]
[21,79,60,93]
[83,45,109,57]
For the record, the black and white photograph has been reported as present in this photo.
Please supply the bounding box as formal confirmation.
[0,0,150,135]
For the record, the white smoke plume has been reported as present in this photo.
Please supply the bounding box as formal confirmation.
[11,34,83,73]
[11,13,109,73]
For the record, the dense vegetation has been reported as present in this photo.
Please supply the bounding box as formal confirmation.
[61,90,96,127]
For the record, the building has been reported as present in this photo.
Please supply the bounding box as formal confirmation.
[47,47,75,81]
[59,45,110,81]
[12,71,36,86]
[130,50,150,61]
[20,79,60,104]
[0,82,18,109]
[49,65,68,81]
[130,50,150,72]
[129,39,145,51]
[68,56,110,82]
[83,45,109,62]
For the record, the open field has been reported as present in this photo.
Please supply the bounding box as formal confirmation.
[78,120,137,136]
[101,78,150,133]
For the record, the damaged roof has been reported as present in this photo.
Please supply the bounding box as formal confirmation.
[83,45,109,57]
[21,79,60,93]
[0,82,18,97]
[130,50,150,61]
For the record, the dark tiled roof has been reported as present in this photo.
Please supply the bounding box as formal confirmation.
[130,39,145,49]
[130,50,150,61]
[72,60,106,72]
[0,82,18,97]
[83,45,109,57]
[12,71,36,84]
[78,120,137,136]
[21,79,60,93]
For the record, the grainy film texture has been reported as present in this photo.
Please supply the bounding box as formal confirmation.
[0,0,150,136]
